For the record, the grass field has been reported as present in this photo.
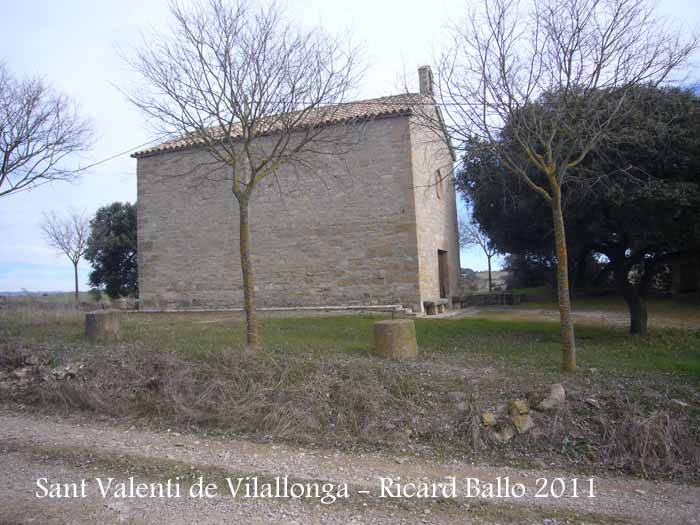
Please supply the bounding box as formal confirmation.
[2,304,699,480]
[129,314,700,374]
[5,308,698,374]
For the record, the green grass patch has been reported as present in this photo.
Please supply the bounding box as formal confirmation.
[420,317,700,375]
[115,314,700,375]
[122,314,383,359]
[4,308,699,375]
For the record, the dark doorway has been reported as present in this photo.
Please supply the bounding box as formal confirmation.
[438,250,449,299]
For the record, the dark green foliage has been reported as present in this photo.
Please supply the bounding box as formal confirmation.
[85,202,138,299]
[461,85,700,256]
[503,253,556,289]
[459,85,700,331]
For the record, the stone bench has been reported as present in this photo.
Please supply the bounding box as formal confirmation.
[423,298,448,315]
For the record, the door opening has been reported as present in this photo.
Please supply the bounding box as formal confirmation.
[438,250,449,299]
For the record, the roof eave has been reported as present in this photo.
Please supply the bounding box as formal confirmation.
[132,109,416,159]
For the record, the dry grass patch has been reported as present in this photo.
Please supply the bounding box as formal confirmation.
[3,342,697,481]
[0,301,84,326]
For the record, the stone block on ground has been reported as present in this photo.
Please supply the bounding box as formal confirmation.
[511,413,535,434]
[491,421,515,442]
[531,383,567,412]
[508,399,529,416]
[585,398,602,409]
[373,320,417,360]
[481,412,497,427]
[85,310,121,342]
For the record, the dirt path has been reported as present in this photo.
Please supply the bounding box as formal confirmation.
[452,306,700,330]
[1,409,698,524]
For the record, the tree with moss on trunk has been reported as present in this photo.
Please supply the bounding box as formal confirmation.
[125,0,361,352]
[425,0,697,370]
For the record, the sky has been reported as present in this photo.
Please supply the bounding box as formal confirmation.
[1,0,698,292]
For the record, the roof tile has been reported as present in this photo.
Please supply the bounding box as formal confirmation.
[132,93,431,158]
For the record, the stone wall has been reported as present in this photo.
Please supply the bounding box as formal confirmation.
[137,116,431,311]
[409,110,461,310]
[453,293,524,307]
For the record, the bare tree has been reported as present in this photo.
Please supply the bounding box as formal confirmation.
[0,63,94,198]
[40,210,90,304]
[426,0,697,371]
[126,0,361,351]
[459,217,497,292]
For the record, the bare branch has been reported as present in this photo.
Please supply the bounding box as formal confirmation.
[459,216,497,258]
[40,209,90,303]
[40,209,89,265]
[426,0,697,371]
[125,0,363,196]
[0,63,94,199]
[419,0,698,189]
[125,0,363,351]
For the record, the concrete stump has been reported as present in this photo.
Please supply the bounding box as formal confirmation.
[373,320,417,360]
[85,310,121,342]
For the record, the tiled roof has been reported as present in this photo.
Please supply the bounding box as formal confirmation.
[132,93,432,158]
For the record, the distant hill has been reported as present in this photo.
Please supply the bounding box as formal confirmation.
[0,291,67,297]
[474,270,509,291]
[0,291,101,304]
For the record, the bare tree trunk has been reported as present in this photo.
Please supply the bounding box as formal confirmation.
[550,186,577,371]
[613,256,648,335]
[238,198,258,352]
[625,290,648,335]
[487,256,493,292]
[73,261,79,306]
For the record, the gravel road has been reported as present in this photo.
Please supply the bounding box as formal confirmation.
[452,306,700,330]
[1,408,698,524]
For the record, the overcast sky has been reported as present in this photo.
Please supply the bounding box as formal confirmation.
[1,0,698,292]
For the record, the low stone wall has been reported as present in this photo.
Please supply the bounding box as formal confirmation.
[131,305,415,321]
[452,293,525,308]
